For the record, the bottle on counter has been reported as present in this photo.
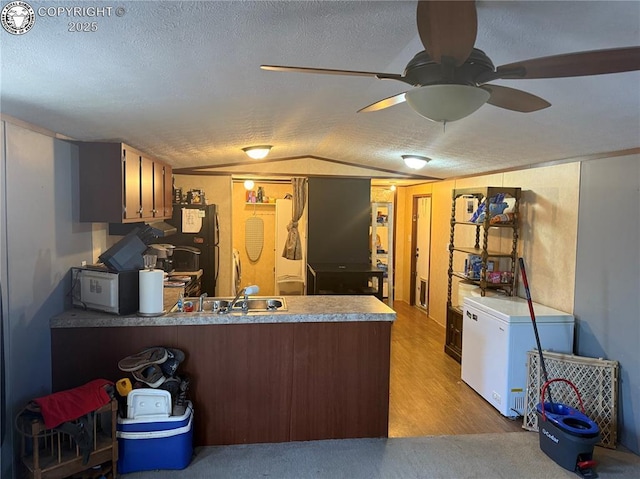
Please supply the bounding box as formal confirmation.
[257,186,264,203]
[177,292,184,312]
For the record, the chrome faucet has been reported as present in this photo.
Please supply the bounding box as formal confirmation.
[199,292,208,312]
[225,285,259,313]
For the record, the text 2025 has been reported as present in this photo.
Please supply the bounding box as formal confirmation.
[68,22,98,32]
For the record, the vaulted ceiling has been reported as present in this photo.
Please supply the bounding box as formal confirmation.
[2,1,639,183]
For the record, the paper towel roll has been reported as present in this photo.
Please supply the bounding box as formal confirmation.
[139,269,164,314]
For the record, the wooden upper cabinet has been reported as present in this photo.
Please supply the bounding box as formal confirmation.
[77,141,173,223]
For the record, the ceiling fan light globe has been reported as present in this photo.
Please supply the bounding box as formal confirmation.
[406,84,490,122]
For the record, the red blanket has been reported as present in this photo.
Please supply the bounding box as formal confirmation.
[32,379,113,429]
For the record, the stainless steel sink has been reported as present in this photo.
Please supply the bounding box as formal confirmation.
[241,298,286,311]
[174,296,287,313]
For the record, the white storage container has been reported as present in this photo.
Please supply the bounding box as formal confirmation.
[461,296,574,418]
[127,388,172,419]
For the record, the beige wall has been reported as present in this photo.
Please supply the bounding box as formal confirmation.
[174,175,233,296]
[395,162,580,327]
[232,181,293,296]
[504,163,580,310]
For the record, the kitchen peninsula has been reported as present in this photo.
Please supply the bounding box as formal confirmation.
[51,295,395,446]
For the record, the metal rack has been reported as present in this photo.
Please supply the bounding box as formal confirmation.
[371,202,394,307]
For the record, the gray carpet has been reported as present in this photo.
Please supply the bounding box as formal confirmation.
[121,431,640,478]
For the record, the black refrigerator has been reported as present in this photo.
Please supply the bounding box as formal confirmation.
[165,204,219,296]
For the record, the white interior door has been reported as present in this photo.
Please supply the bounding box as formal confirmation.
[415,197,431,310]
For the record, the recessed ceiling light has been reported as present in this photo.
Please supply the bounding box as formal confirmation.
[242,145,272,160]
[402,155,431,169]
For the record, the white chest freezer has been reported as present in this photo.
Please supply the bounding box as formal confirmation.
[461,296,574,418]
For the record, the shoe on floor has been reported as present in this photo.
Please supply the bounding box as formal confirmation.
[173,377,190,416]
[118,347,168,372]
[158,376,181,399]
[160,347,185,377]
[131,364,166,388]
[165,347,185,362]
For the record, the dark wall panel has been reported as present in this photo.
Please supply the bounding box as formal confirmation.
[574,154,640,454]
[307,177,371,264]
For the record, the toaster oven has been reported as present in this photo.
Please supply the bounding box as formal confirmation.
[172,246,201,272]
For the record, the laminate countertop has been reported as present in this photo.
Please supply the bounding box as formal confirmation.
[51,295,396,328]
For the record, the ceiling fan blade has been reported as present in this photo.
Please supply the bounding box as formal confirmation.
[358,92,407,113]
[481,84,551,113]
[260,65,403,81]
[416,0,477,66]
[495,47,640,80]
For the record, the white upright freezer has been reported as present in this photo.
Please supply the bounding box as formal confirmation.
[461,296,574,418]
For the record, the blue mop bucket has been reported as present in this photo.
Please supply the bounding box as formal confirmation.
[536,378,600,472]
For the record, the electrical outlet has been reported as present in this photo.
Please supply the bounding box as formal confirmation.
[492,391,501,404]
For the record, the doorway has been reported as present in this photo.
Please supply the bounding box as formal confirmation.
[410,196,432,312]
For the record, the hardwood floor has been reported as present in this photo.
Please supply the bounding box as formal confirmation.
[388,301,524,437]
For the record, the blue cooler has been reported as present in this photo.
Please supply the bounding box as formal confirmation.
[117,401,193,473]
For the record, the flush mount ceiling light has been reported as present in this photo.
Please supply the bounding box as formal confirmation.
[243,179,255,190]
[402,155,431,170]
[242,145,272,160]
[405,85,490,123]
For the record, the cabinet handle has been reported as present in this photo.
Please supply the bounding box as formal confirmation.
[472,314,478,321]
[466,311,471,318]
[138,207,143,214]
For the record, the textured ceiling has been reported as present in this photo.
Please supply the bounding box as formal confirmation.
[1,0,639,181]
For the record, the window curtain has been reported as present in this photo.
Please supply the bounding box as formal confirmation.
[282,177,307,260]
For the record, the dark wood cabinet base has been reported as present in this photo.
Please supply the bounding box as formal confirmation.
[445,306,462,363]
[51,321,391,446]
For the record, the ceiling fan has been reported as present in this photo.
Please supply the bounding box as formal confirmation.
[261,0,640,123]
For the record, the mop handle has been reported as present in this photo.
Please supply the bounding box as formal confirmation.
[518,257,554,405]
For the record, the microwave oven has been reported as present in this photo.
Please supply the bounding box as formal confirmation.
[72,267,139,315]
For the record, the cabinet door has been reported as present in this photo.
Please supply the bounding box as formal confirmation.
[153,161,165,218]
[139,155,154,220]
[163,164,173,217]
[445,307,463,362]
[123,148,141,220]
